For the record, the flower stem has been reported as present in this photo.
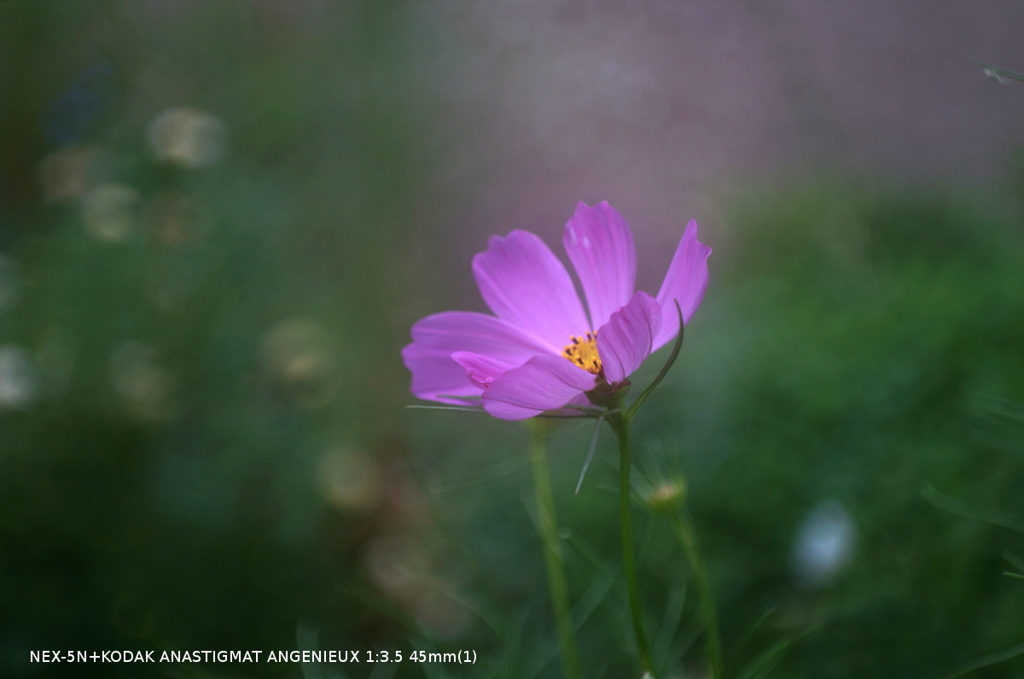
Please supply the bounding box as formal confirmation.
[671,510,723,679]
[527,421,581,679]
[608,413,656,678]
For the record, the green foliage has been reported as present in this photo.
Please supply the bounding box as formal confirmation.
[667,180,1024,678]
[1,1,438,677]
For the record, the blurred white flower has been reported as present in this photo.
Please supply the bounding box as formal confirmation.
[362,530,469,640]
[0,345,40,410]
[147,191,195,246]
[109,341,174,420]
[82,183,140,242]
[147,107,227,168]
[317,447,380,512]
[792,499,856,589]
[364,532,427,601]
[412,586,470,641]
[37,145,100,203]
[262,319,337,407]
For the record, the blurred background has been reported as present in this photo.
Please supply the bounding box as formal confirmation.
[2,1,1024,677]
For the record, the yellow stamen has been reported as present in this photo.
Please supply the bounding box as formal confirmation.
[562,331,602,375]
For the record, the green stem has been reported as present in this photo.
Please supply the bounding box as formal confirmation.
[609,413,656,678]
[527,422,581,679]
[672,510,723,679]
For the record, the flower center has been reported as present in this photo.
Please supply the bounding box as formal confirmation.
[562,331,602,375]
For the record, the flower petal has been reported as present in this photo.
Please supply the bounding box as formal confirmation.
[481,353,596,420]
[597,291,662,384]
[473,230,590,350]
[401,311,550,403]
[563,201,637,328]
[451,351,514,390]
[653,220,712,351]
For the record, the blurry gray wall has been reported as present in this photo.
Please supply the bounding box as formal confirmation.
[417,0,1024,267]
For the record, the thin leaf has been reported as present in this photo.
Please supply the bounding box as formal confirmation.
[429,456,526,494]
[575,413,607,494]
[536,410,602,420]
[653,585,692,664]
[941,640,1024,679]
[1003,549,1024,576]
[570,568,620,634]
[626,301,685,420]
[921,483,1024,533]
[972,58,1024,84]
[405,404,487,414]
[730,604,783,665]
[736,632,811,679]
[563,530,616,579]
[405,403,601,419]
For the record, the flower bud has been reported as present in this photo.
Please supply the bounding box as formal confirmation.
[644,477,687,516]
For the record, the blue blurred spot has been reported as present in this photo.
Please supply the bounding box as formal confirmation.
[43,63,115,146]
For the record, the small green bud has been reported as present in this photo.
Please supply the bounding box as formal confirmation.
[644,477,687,516]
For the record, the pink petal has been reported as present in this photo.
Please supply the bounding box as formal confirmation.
[597,291,662,384]
[563,201,637,329]
[481,353,596,420]
[451,351,514,389]
[653,220,712,351]
[473,230,590,350]
[401,311,550,403]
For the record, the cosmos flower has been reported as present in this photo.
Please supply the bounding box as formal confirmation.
[402,201,711,420]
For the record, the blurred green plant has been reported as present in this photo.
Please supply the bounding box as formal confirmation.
[924,398,1024,678]
[659,179,1024,678]
[1,1,445,677]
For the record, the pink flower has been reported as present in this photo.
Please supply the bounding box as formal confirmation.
[402,201,711,420]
